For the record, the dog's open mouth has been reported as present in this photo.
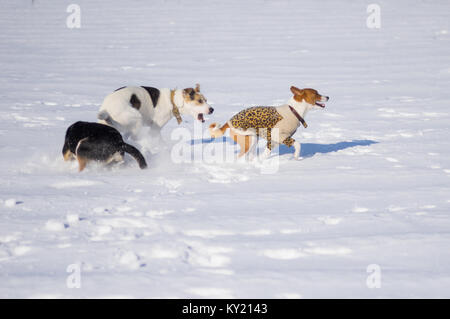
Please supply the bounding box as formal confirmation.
[315,102,326,108]
[197,113,205,122]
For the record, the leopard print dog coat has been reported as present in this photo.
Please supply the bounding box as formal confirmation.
[229,106,297,150]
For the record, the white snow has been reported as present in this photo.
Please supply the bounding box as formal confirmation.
[45,220,66,232]
[4,199,19,208]
[0,0,450,298]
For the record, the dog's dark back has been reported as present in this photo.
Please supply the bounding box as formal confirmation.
[64,121,123,153]
[62,121,147,169]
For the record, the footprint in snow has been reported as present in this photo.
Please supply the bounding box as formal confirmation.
[45,220,68,231]
[156,177,182,192]
[317,216,342,225]
[183,241,233,269]
[116,250,145,270]
[3,198,23,207]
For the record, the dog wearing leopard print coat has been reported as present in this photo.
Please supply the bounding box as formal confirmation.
[209,86,329,159]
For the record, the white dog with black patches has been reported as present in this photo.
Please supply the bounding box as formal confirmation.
[98,84,213,139]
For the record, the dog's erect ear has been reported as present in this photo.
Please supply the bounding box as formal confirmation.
[290,86,303,96]
[194,83,200,93]
[183,88,196,100]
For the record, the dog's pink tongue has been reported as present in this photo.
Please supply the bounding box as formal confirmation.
[198,113,205,122]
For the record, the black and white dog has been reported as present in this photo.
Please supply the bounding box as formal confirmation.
[97,84,213,139]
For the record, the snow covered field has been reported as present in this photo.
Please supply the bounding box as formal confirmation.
[0,0,449,298]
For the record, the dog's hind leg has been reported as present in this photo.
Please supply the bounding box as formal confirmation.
[246,136,258,160]
[63,149,75,161]
[255,128,273,160]
[230,130,253,158]
[76,155,88,172]
[239,136,252,157]
[74,138,90,171]
[65,151,75,161]
[62,141,75,161]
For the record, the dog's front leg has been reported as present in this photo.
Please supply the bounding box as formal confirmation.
[293,141,302,160]
[149,125,163,144]
[283,137,301,160]
[261,147,272,159]
[246,136,258,161]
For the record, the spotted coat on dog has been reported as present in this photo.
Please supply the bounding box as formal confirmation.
[229,106,296,150]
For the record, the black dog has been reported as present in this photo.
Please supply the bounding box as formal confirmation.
[62,121,147,171]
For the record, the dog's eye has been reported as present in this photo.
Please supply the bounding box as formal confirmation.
[198,99,203,103]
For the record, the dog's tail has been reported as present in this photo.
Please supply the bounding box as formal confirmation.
[98,110,113,124]
[122,143,147,169]
[98,110,124,129]
[98,110,129,134]
[209,122,229,138]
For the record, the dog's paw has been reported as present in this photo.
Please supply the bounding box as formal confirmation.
[245,152,256,161]
[255,148,269,160]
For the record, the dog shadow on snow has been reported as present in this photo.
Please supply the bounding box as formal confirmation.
[190,138,378,158]
[279,139,378,157]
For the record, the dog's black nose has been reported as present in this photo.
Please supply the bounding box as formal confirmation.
[209,107,214,114]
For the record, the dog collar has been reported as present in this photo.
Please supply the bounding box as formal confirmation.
[289,105,307,128]
[170,90,183,125]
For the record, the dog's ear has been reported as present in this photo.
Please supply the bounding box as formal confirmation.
[183,88,196,100]
[290,86,303,96]
[194,83,200,93]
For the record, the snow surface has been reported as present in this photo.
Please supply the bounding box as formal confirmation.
[0,0,450,298]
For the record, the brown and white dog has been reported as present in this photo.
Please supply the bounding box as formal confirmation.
[98,84,213,139]
[209,86,329,159]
